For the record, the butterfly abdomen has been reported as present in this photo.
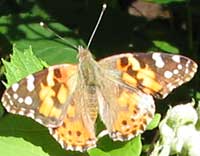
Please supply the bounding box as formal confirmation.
[84,85,99,122]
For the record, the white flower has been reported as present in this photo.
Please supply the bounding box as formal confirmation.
[150,102,200,156]
[167,103,198,128]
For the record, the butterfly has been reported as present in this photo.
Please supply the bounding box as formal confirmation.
[1,45,198,152]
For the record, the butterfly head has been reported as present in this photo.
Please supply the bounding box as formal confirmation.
[78,46,94,62]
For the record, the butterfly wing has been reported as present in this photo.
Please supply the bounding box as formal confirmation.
[97,74,155,141]
[97,52,197,141]
[2,64,77,127]
[99,52,198,99]
[49,82,98,152]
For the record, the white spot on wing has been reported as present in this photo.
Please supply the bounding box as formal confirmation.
[35,118,43,124]
[166,83,175,91]
[12,83,19,92]
[164,71,173,78]
[127,134,135,140]
[173,69,179,74]
[5,105,11,112]
[172,55,180,63]
[152,53,165,68]
[4,92,11,99]
[47,69,55,86]
[1,97,5,104]
[178,80,184,85]
[13,93,18,99]
[58,139,64,148]
[10,109,17,114]
[26,110,35,118]
[26,75,35,92]
[18,110,25,115]
[48,128,53,134]
[24,96,33,105]
[9,99,14,106]
[18,97,24,103]
[185,68,189,74]
[86,139,96,146]
[186,60,190,67]
[177,64,183,70]
[66,144,74,151]
[75,146,83,152]
[52,133,59,140]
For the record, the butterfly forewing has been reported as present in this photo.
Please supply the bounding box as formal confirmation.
[2,64,77,127]
[99,52,198,99]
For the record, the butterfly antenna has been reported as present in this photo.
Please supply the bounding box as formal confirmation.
[39,22,77,50]
[87,3,107,49]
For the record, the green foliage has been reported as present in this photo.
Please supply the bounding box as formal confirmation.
[153,41,179,54]
[2,46,46,87]
[0,114,68,156]
[89,136,142,156]
[0,14,81,65]
[147,113,161,130]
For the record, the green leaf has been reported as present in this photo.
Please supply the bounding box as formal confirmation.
[108,136,142,156]
[0,13,84,65]
[0,114,76,156]
[2,46,46,87]
[88,148,110,156]
[0,104,4,118]
[196,91,200,101]
[14,21,81,65]
[147,113,161,130]
[0,136,48,156]
[88,136,142,156]
[153,40,180,54]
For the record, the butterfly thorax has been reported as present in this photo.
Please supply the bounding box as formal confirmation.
[78,46,100,85]
[78,46,100,122]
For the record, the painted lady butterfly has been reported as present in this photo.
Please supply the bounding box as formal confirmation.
[0,4,198,152]
[1,46,197,151]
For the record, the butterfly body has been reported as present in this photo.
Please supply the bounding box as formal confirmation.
[1,46,198,152]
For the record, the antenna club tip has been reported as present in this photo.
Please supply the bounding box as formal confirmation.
[102,3,107,9]
[40,22,45,26]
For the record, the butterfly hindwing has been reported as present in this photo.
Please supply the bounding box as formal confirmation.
[49,82,98,151]
[2,64,77,127]
[97,75,155,141]
[99,52,198,98]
